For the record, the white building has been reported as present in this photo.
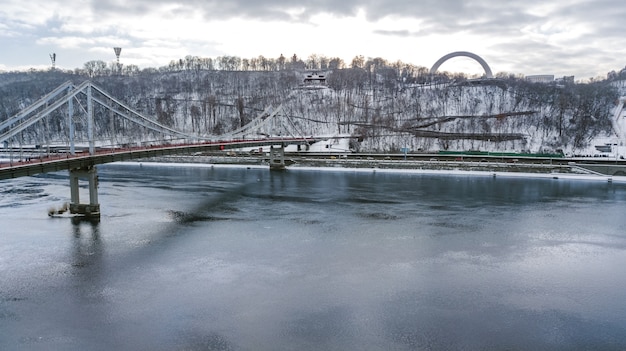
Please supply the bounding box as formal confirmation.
[525,75,555,83]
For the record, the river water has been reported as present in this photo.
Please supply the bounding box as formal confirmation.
[1,163,626,350]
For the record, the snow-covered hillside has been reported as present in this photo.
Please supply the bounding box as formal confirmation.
[1,69,623,157]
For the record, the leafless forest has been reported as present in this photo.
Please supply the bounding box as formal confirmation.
[1,55,624,153]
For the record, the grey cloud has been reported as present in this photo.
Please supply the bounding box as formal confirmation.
[87,0,625,43]
[490,39,616,78]
[91,0,358,22]
[3,0,625,77]
[373,29,416,37]
[86,0,526,23]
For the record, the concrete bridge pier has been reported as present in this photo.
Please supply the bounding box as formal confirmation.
[269,144,286,171]
[69,166,100,218]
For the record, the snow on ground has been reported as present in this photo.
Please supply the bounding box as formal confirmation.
[115,161,625,183]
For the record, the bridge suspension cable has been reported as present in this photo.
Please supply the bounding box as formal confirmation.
[226,104,310,146]
[0,80,317,160]
[0,81,202,155]
[0,80,75,131]
[87,82,194,140]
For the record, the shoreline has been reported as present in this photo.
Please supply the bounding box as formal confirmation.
[116,155,626,183]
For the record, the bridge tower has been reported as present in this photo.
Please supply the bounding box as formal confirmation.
[69,166,100,218]
[65,84,100,218]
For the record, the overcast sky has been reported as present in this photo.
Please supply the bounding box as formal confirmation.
[1,0,625,80]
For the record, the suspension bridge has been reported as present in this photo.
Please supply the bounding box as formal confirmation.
[0,81,327,218]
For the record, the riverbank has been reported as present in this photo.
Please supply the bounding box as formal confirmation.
[137,154,626,183]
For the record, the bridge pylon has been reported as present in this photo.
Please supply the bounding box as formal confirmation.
[269,144,286,171]
[69,166,100,219]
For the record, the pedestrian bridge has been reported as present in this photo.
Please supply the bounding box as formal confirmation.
[0,81,334,219]
[0,136,320,180]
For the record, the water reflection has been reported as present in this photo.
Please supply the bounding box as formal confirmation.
[70,220,102,280]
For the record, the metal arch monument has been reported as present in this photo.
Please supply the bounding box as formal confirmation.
[430,51,494,78]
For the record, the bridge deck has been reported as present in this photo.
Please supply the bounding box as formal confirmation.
[0,137,318,180]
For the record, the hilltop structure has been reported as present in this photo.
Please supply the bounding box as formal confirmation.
[430,51,494,79]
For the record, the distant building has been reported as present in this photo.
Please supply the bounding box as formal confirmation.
[555,76,575,84]
[608,70,618,80]
[525,75,554,83]
[302,71,328,85]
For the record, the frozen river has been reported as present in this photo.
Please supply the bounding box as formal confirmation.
[1,163,626,350]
